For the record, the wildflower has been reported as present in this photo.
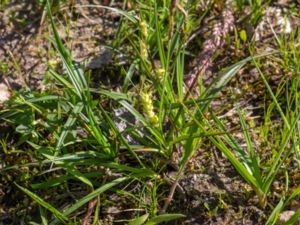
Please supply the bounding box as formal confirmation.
[140,89,159,125]
[185,6,234,89]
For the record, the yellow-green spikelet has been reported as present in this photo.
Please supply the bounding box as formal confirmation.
[140,91,159,125]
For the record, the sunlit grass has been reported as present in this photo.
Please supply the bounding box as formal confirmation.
[0,0,300,224]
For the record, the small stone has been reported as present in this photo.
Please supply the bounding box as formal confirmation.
[277,210,300,225]
[0,83,11,105]
[105,206,120,214]
[85,47,112,70]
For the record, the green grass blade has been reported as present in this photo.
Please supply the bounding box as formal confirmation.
[265,198,284,225]
[31,172,103,189]
[176,50,184,101]
[39,206,49,225]
[285,186,300,204]
[128,213,149,225]
[50,177,128,225]
[238,109,262,183]
[202,52,276,110]
[32,175,71,189]
[98,89,133,101]
[99,162,156,178]
[154,2,166,68]
[252,57,290,129]
[182,104,259,187]
[284,208,300,225]
[48,69,76,95]
[65,166,93,188]
[263,115,299,192]
[211,112,251,168]
[145,214,185,225]
[15,183,68,224]
[211,135,259,188]
[54,102,83,156]
[119,100,165,146]
[26,95,63,103]
[98,104,145,167]
[79,5,138,24]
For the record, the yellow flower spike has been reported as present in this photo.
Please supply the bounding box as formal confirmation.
[140,89,159,126]
[140,40,148,60]
[140,20,148,38]
[48,57,60,69]
[149,114,159,125]
[156,68,166,81]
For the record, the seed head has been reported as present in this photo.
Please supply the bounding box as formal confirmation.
[140,90,159,125]
[156,68,166,81]
[140,40,148,61]
[140,20,148,38]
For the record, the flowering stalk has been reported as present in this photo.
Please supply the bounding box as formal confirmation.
[140,88,159,125]
[156,68,166,81]
[140,20,148,38]
[168,0,177,38]
[185,4,235,90]
[140,40,148,61]
[140,20,149,61]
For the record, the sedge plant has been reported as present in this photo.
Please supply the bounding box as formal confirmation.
[99,0,279,214]
[2,0,297,224]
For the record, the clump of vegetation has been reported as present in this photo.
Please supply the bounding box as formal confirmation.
[1,0,300,224]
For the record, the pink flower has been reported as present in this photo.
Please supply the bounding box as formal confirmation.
[185,7,234,89]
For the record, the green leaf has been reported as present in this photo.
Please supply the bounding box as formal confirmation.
[31,171,104,189]
[31,175,71,189]
[128,214,149,225]
[65,166,93,188]
[239,30,247,42]
[176,50,184,101]
[50,177,129,225]
[267,187,300,225]
[263,116,299,192]
[99,162,156,178]
[265,198,284,225]
[16,124,32,135]
[145,214,185,225]
[80,5,138,24]
[252,57,290,130]
[119,100,164,146]
[47,0,111,155]
[54,102,84,157]
[15,183,68,224]
[238,109,261,183]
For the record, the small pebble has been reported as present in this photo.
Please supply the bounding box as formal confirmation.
[0,83,11,104]
[277,210,300,225]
